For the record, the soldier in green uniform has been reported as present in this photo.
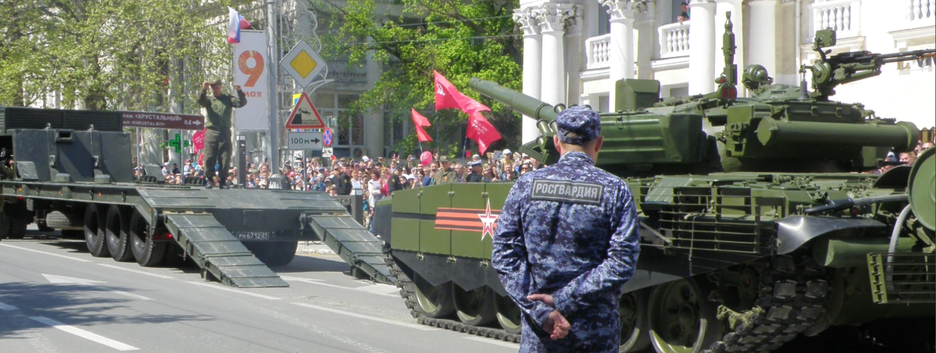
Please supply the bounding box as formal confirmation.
[432,156,457,185]
[197,78,247,189]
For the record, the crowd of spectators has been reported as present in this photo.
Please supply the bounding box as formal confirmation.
[870,141,934,174]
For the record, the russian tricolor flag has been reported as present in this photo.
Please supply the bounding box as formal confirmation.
[227,7,252,44]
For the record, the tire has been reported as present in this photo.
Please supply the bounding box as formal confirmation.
[84,205,110,257]
[1,205,28,240]
[244,242,298,267]
[129,211,166,267]
[104,205,133,262]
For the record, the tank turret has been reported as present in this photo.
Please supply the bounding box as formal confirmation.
[470,13,922,175]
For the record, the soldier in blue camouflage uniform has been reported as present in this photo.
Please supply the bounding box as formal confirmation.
[492,106,640,352]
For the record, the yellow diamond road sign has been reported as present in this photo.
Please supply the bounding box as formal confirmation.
[281,40,325,88]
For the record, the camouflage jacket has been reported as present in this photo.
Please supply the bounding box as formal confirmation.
[491,151,640,352]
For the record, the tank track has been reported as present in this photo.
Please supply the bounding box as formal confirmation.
[383,248,521,343]
[704,254,831,353]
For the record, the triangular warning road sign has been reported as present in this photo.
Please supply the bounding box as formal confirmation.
[286,92,326,129]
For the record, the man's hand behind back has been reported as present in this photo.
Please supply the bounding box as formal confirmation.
[545,311,570,340]
[528,293,569,340]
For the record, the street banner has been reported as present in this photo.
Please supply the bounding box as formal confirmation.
[233,30,268,131]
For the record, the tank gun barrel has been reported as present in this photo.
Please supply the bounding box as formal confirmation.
[468,78,558,122]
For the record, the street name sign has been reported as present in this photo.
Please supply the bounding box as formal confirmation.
[122,112,204,131]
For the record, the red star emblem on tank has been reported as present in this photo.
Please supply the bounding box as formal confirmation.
[478,199,499,241]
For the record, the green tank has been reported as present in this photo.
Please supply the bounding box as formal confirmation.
[376,14,935,352]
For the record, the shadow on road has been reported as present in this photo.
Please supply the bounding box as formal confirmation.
[0,281,210,339]
[272,253,351,274]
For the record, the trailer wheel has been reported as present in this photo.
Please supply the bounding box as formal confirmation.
[1,210,27,240]
[244,242,298,267]
[105,205,133,262]
[129,211,166,267]
[84,205,110,257]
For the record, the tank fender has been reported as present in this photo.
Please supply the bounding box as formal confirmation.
[776,215,885,254]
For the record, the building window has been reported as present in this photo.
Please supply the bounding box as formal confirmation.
[314,93,363,146]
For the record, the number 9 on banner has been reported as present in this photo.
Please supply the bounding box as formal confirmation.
[238,50,264,87]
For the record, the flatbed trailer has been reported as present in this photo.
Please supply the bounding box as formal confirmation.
[0,106,390,288]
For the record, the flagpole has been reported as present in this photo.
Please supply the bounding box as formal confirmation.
[434,109,440,157]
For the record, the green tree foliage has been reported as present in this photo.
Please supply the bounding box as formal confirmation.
[0,0,231,111]
[313,0,523,156]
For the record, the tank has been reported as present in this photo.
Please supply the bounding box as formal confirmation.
[378,13,935,352]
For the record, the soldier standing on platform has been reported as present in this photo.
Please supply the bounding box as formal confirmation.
[492,106,640,352]
[197,78,247,189]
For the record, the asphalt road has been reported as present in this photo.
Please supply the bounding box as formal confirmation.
[0,232,519,353]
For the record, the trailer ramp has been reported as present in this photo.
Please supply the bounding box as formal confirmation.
[164,213,288,288]
[305,215,393,284]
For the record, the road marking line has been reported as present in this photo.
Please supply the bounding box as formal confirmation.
[463,336,519,349]
[98,264,173,279]
[29,316,139,351]
[280,276,397,297]
[0,244,91,263]
[186,281,280,300]
[112,291,152,301]
[0,301,18,311]
[292,303,434,331]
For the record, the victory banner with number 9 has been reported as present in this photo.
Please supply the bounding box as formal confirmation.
[233,30,268,131]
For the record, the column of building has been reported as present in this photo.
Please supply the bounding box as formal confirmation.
[688,0,717,95]
[514,8,543,144]
[748,0,778,79]
[634,2,656,80]
[537,3,576,107]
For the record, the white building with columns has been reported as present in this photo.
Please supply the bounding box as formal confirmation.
[513,0,935,143]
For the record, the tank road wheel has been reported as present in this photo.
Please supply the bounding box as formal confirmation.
[453,285,496,326]
[129,211,166,267]
[412,273,454,318]
[84,205,110,257]
[104,206,133,262]
[619,290,651,352]
[493,293,522,334]
[648,279,723,353]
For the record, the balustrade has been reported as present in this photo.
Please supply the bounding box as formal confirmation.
[658,21,691,58]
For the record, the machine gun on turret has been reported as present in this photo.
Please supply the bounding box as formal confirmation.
[802,28,936,100]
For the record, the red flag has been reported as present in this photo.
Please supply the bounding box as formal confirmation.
[434,71,490,114]
[411,108,433,142]
[466,112,501,155]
